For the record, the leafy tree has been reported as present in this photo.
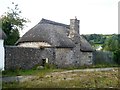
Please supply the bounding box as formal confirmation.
[113,34,120,64]
[83,34,120,64]
[113,48,120,64]
[82,34,106,45]
[0,2,29,45]
[102,34,120,64]
[102,35,119,51]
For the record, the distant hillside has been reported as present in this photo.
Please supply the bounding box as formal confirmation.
[81,34,118,50]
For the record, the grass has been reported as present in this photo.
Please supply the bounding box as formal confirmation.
[2,68,119,88]
[2,69,64,77]
[2,64,119,77]
[87,64,119,68]
[2,64,119,88]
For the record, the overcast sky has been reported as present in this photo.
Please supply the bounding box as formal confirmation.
[0,0,119,36]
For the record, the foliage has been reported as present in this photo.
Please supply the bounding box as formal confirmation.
[82,34,106,45]
[2,64,119,77]
[44,63,57,69]
[2,69,57,77]
[113,49,120,64]
[82,34,120,64]
[102,34,119,51]
[102,34,120,64]
[0,2,29,45]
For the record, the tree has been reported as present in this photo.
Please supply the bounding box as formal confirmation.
[102,34,120,64]
[102,35,119,51]
[113,48,120,64]
[0,2,29,45]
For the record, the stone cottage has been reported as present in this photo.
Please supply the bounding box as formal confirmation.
[14,18,93,68]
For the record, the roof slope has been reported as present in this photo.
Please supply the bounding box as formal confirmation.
[16,19,75,48]
[39,18,70,29]
[0,28,7,39]
[80,36,93,51]
[16,18,93,51]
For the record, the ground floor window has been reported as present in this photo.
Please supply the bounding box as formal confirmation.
[88,56,92,59]
[42,58,48,66]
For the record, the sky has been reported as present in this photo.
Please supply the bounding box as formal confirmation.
[0,0,119,36]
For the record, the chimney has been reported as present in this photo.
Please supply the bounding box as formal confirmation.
[70,18,80,34]
[68,18,80,44]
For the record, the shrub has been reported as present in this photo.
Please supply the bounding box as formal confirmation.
[113,49,120,65]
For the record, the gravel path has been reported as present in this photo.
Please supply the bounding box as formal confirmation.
[59,67,117,73]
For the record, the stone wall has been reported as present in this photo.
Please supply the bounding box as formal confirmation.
[5,46,94,70]
[80,52,93,66]
[93,51,115,64]
[55,47,93,68]
[55,48,75,68]
[5,46,55,70]
[72,44,81,67]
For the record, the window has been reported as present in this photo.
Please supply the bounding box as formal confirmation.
[75,61,78,63]
[42,58,49,66]
[46,58,48,63]
[88,56,92,58]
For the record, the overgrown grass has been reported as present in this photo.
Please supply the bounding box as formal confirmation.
[2,64,119,77]
[2,63,62,77]
[2,68,119,88]
[61,64,119,70]
[2,69,65,77]
[87,64,119,68]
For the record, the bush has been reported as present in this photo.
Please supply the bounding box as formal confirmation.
[113,49,120,65]
[44,63,56,69]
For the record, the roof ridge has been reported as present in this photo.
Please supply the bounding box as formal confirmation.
[39,18,70,28]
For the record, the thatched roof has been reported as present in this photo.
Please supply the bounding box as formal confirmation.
[0,28,7,39]
[16,18,93,51]
[39,18,70,29]
[16,19,75,48]
[80,36,93,52]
